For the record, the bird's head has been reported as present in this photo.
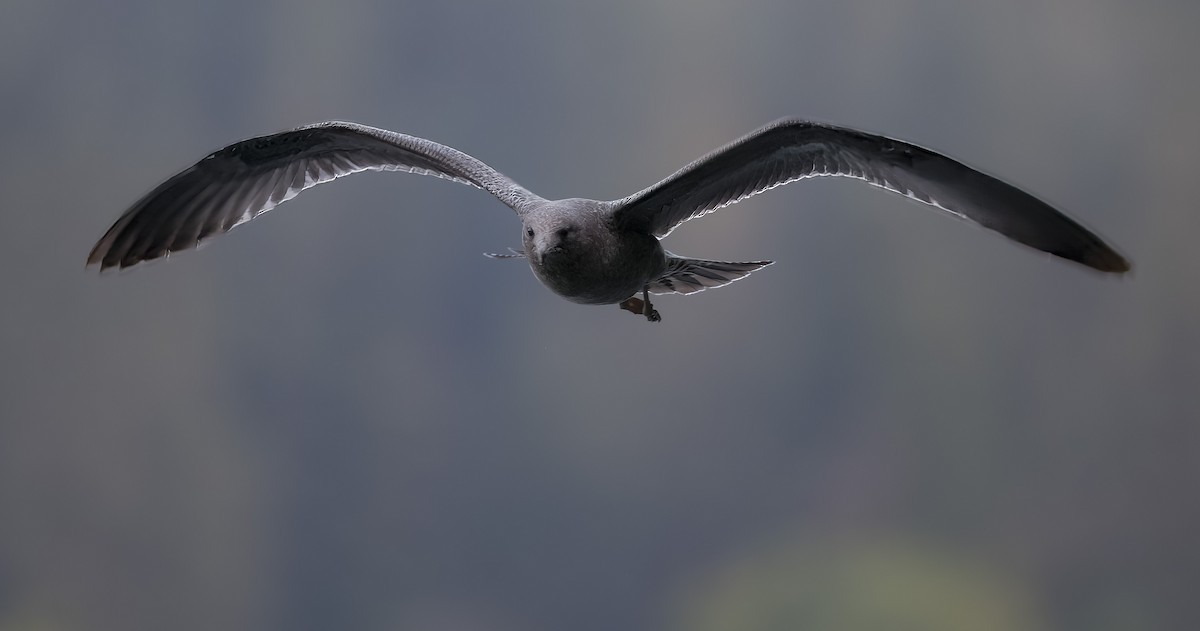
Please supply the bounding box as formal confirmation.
[523,217,582,266]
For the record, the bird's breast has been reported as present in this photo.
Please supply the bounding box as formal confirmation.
[531,234,666,305]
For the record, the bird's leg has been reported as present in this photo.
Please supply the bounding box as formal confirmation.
[617,288,661,323]
[641,285,661,322]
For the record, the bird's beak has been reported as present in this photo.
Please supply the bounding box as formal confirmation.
[535,240,564,265]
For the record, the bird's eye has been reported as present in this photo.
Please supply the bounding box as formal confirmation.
[526,228,534,238]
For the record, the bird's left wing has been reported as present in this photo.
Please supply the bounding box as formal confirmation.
[609,119,1129,273]
[88,122,540,270]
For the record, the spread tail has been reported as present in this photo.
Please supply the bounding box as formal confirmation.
[647,256,773,295]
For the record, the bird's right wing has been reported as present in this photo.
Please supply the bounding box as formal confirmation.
[88,122,542,270]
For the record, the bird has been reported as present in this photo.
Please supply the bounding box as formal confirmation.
[88,118,1130,322]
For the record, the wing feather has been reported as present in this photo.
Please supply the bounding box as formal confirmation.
[88,122,542,270]
[610,119,1128,273]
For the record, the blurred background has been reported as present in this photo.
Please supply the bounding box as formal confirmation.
[2,0,1197,629]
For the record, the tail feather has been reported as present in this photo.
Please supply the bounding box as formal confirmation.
[648,256,773,295]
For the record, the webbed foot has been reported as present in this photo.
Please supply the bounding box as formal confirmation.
[618,296,661,322]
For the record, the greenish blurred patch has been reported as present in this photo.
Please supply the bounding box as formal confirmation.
[674,536,1046,631]
[0,609,64,631]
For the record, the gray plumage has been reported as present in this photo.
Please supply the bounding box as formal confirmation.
[88,118,1130,321]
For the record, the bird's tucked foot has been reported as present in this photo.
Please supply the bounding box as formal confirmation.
[619,296,647,318]
[619,295,661,322]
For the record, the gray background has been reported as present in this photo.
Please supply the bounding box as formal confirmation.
[3,1,1197,630]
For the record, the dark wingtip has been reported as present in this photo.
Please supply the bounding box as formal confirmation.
[86,243,120,272]
[1072,240,1131,274]
[85,244,109,271]
[1047,246,1129,274]
[1033,211,1131,275]
[87,240,157,272]
[1094,251,1132,274]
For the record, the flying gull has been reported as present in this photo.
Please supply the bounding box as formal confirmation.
[88,118,1130,321]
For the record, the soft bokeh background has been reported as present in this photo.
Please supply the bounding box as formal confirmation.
[2,1,1197,630]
